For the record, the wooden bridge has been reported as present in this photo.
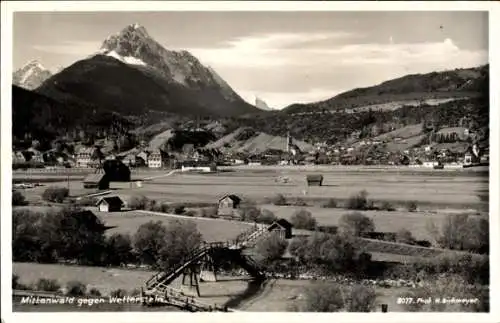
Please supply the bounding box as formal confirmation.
[141,224,271,311]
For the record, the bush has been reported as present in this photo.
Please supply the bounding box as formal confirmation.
[257,209,278,224]
[145,199,159,211]
[290,209,317,230]
[338,212,375,236]
[293,198,308,207]
[346,190,369,210]
[128,195,149,210]
[13,275,21,289]
[184,210,196,217]
[395,229,416,245]
[415,240,432,248]
[270,194,287,206]
[42,186,69,203]
[12,190,28,206]
[88,288,102,296]
[322,198,337,208]
[290,232,365,273]
[173,205,186,215]
[36,278,61,292]
[110,288,128,298]
[66,281,87,296]
[239,206,260,222]
[255,233,288,261]
[380,201,395,211]
[346,285,377,312]
[407,201,418,212]
[200,207,218,218]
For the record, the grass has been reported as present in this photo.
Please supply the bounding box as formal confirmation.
[107,168,488,210]
[261,204,481,243]
[97,210,253,243]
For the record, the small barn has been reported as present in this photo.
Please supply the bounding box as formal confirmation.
[268,218,293,239]
[217,194,241,216]
[306,174,324,186]
[83,173,109,190]
[96,196,124,212]
[102,159,131,182]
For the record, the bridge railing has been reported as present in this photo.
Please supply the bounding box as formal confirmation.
[145,223,273,291]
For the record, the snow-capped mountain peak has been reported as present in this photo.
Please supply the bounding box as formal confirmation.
[255,96,273,111]
[13,60,52,90]
[98,24,244,102]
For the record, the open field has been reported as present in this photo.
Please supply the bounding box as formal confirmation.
[119,167,487,208]
[13,263,410,312]
[14,166,489,209]
[261,204,483,243]
[96,209,253,242]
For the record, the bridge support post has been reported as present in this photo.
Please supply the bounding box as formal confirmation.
[181,265,201,297]
[200,254,217,282]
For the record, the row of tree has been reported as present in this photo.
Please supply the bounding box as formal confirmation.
[12,207,202,270]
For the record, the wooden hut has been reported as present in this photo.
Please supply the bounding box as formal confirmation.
[306,174,324,186]
[268,218,293,239]
[217,194,241,216]
[96,196,124,212]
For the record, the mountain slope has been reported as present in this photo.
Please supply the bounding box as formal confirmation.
[36,24,258,117]
[13,60,52,90]
[205,127,314,154]
[283,65,489,114]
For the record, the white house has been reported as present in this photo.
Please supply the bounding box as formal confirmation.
[147,150,163,168]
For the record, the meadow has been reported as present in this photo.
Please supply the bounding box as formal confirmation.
[112,167,488,209]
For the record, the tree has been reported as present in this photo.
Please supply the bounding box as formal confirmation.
[437,214,488,253]
[290,209,317,230]
[12,190,27,206]
[346,190,369,210]
[300,282,345,312]
[255,233,288,261]
[257,209,278,224]
[133,221,168,266]
[345,284,377,312]
[51,206,108,265]
[12,209,43,262]
[106,233,135,266]
[338,212,375,237]
[158,220,203,269]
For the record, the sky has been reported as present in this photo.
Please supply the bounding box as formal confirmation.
[13,11,488,109]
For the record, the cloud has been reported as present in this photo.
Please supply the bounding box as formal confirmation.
[191,33,486,69]
[188,32,487,108]
[32,40,101,56]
